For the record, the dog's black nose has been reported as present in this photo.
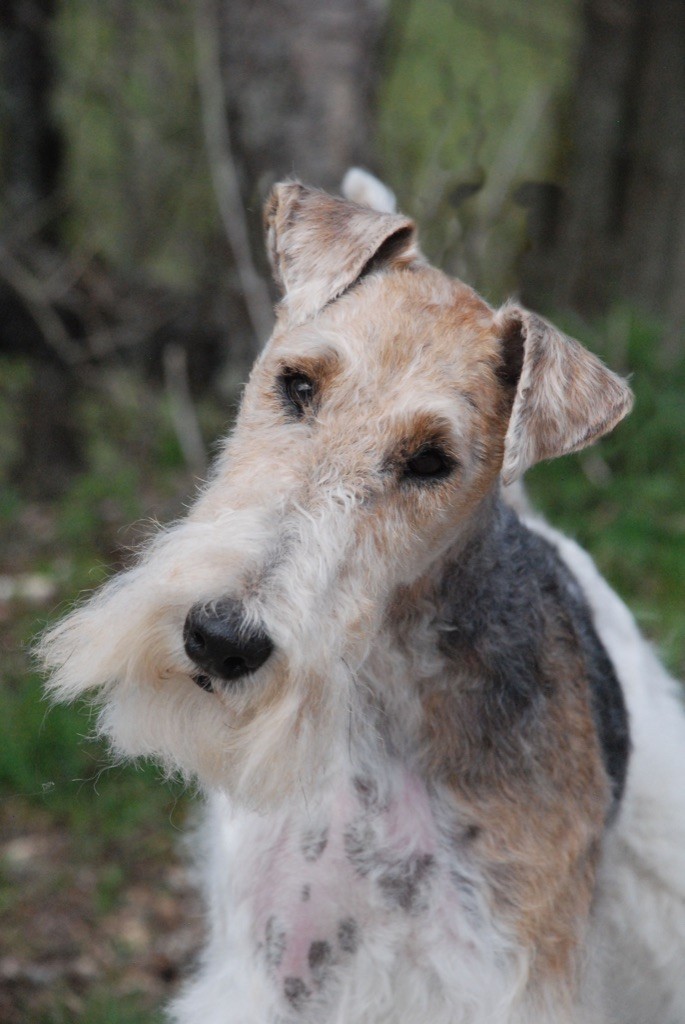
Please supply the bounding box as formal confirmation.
[183,600,273,686]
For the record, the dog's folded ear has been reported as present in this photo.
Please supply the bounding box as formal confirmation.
[264,181,419,324]
[497,305,634,484]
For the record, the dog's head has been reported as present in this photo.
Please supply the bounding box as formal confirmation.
[39,183,632,807]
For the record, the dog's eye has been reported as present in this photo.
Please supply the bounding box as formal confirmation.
[403,446,454,481]
[279,371,315,417]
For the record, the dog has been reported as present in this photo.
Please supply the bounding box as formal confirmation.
[40,176,685,1023]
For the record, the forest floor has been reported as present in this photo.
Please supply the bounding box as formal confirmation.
[1,793,201,1024]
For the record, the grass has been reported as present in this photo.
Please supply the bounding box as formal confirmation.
[35,996,162,1024]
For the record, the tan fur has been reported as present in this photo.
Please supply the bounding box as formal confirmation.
[498,306,633,484]
[264,182,419,327]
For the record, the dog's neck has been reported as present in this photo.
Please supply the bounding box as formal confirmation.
[356,491,524,767]
[360,489,626,813]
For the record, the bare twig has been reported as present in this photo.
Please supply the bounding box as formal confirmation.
[0,248,84,366]
[193,0,273,351]
[42,250,96,299]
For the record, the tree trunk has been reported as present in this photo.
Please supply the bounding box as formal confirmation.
[521,0,685,358]
[620,0,685,356]
[0,0,63,233]
[192,0,388,365]
[217,0,387,252]
[0,0,82,495]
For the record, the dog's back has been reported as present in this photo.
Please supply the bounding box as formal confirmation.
[526,516,685,1023]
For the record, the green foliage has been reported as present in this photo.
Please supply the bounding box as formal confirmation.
[0,359,33,480]
[57,466,142,555]
[0,658,94,805]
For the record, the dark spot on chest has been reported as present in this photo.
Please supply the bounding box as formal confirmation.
[283,976,311,1011]
[344,816,435,915]
[337,917,359,954]
[378,852,435,913]
[301,883,311,902]
[265,915,287,968]
[308,940,333,985]
[353,775,383,811]
[343,817,375,874]
[301,825,329,862]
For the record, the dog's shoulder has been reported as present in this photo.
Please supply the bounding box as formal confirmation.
[438,500,630,808]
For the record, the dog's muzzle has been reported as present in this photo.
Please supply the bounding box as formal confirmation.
[183,599,274,689]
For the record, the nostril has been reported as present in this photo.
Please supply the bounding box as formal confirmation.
[189,628,206,650]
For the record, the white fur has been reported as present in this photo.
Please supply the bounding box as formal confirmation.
[342,168,398,214]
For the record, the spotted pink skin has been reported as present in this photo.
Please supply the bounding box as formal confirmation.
[248,770,467,994]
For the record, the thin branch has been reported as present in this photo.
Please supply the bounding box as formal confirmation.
[42,250,97,299]
[0,248,84,366]
[193,0,273,351]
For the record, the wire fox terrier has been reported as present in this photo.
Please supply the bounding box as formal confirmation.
[41,174,685,1024]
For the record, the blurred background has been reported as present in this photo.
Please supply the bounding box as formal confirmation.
[1,0,684,1020]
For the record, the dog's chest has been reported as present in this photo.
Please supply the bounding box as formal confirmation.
[209,773,490,1015]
